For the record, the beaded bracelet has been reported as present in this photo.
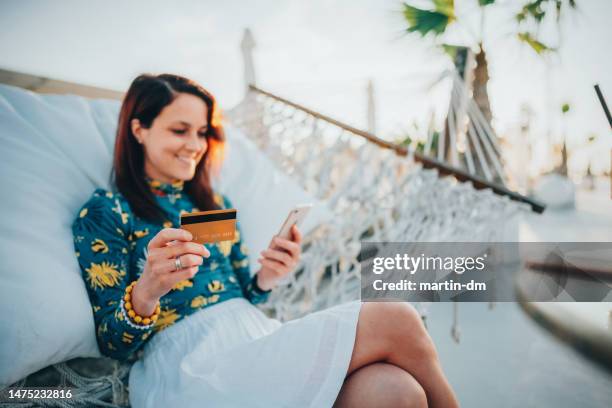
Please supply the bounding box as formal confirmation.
[120,281,160,329]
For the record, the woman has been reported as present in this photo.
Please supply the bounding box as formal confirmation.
[72,74,459,408]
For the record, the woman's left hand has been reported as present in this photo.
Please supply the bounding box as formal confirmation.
[256,225,302,291]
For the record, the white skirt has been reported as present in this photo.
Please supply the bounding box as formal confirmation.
[128,298,362,408]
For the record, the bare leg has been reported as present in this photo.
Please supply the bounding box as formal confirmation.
[345,303,459,408]
[334,362,427,408]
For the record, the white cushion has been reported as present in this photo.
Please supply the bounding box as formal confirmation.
[0,85,117,387]
[0,84,332,386]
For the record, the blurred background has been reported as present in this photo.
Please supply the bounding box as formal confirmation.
[1,0,611,406]
[1,0,610,183]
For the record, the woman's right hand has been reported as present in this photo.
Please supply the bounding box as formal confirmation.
[131,228,210,316]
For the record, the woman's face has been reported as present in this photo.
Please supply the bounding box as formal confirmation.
[132,92,209,183]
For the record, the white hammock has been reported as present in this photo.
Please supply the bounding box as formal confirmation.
[426,70,508,186]
[227,87,524,324]
[1,86,531,408]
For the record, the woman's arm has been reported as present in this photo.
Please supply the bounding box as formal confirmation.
[229,218,272,304]
[219,195,270,304]
[72,190,155,361]
[254,225,302,291]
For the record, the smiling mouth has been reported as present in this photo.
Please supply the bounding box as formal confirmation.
[176,155,196,165]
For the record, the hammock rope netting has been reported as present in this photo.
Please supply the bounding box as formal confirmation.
[1,86,526,407]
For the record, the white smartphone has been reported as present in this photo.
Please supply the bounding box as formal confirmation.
[276,204,312,240]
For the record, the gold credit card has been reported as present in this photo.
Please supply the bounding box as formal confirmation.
[180,208,236,244]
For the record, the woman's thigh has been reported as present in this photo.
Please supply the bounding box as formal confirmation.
[334,362,427,408]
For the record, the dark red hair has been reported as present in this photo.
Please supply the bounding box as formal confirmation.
[112,73,225,223]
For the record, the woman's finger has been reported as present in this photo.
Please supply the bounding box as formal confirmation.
[165,254,203,273]
[148,228,192,250]
[165,240,180,247]
[271,237,300,258]
[258,258,288,277]
[261,248,294,267]
[168,266,200,284]
[291,224,302,244]
[163,241,210,259]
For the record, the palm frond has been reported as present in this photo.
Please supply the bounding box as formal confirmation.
[517,32,555,54]
[433,0,456,17]
[441,43,462,59]
[403,3,453,37]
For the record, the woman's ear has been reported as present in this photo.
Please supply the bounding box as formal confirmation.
[131,119,145,144]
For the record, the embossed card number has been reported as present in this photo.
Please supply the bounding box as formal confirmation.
[180,209,236,244]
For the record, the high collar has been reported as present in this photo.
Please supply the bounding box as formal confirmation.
[145,176,185,196]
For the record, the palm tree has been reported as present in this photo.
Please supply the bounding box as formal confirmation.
[402,0,577,128]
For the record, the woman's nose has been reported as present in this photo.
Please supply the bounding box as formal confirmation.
[185,131,206,152]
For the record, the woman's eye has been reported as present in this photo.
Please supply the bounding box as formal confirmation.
[172,129,187,135]
[198,131,208,138]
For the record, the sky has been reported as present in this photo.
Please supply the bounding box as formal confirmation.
[1,0,611,176]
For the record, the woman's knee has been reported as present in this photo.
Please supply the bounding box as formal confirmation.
[398,372,428,408]
[369,302,437,361]
[377,364,428,408]
[349,303,437,374]
[335,362,428,408]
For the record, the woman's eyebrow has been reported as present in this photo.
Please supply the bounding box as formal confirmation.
[171,121,208,129]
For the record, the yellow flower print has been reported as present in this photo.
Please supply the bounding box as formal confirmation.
[217,241,232,257]
[207,295,220,304]
[107,342,116,351]
[91,238,109,254]
[228,276,237,284]
[232,259,249,269]
[213,193,224,207]
[98,322,108,334]
[209,261,219,271]
[122,248,128,254]
[121,332,134,344]
[120,212,129,224]
[154,308,181,332]
[208,280,225,293]
[79,208,88,218]
[116,228,124,237]
[105,191,114,198]
[133,229,149,239]
[240,244,249,255]
[76,251,80,258]
[163,220,173,228]
[190,296,207,308]
[85,261,125,290]
[172,279,193,291]
[232,229,241,244]
[142,332,151,341]
[92,305,101,313]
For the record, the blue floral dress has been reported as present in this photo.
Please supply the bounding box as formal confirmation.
[72,178,269,361]
[72,178,361,408]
